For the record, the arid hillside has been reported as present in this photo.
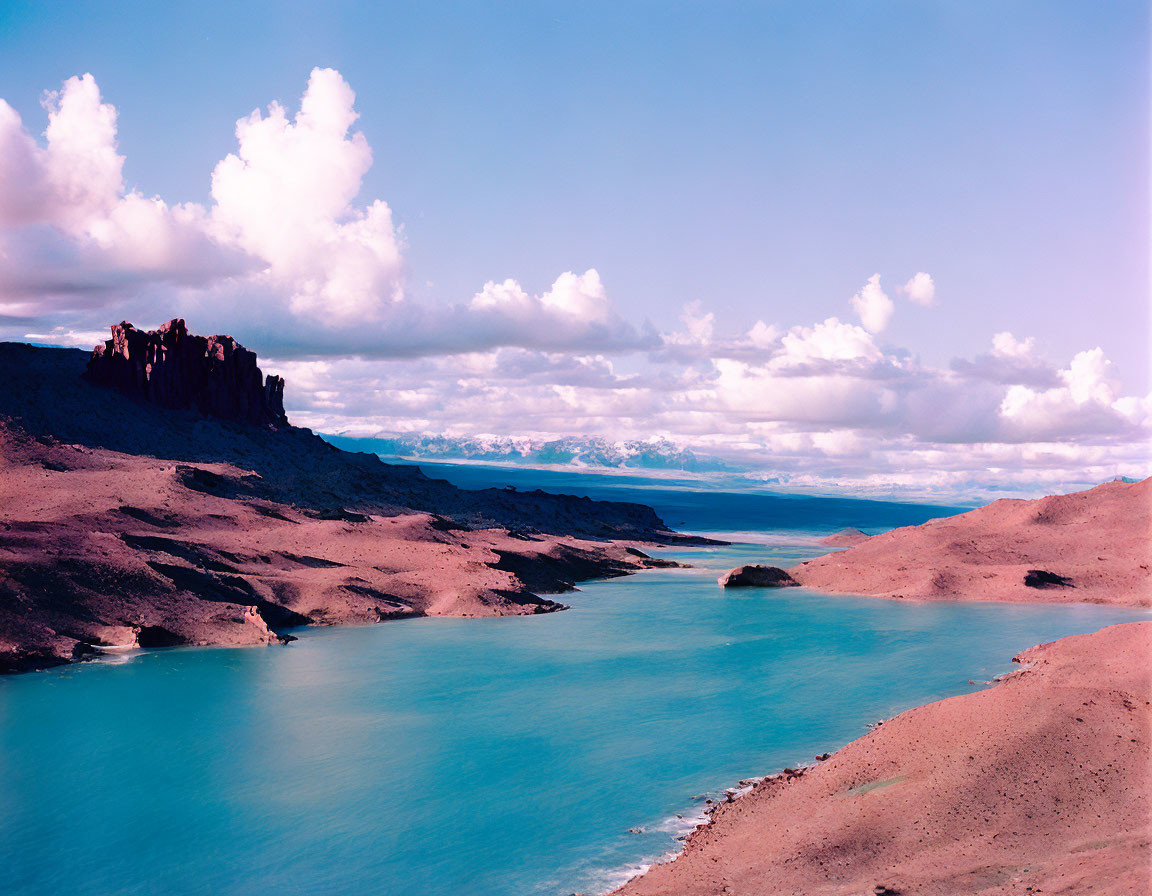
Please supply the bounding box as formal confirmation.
[0,329,695,673]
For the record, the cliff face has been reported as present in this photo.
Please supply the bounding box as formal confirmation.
[85,319,287,426]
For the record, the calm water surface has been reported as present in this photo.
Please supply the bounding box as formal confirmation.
[1,470,1145,895]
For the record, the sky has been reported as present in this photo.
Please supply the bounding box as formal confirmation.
[0,1,1148,494]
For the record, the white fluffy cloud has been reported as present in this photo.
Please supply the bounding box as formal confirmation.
[902,271,935,305]
[775,317,884,368]
[257,263,1144,492]
[995,347,1141,441]
[0,71,1147,494]
[951,331,1061,388]
[2,70,397,322]
[849,273,894,333]
[273,332,1149,498]
[0,74,122,231]
[662,301,716,346]
[472,269,613,324]
[0,75,249,314]
[270,301,1146,458]
[746,320,780,349]
[991,331,1033,358]
[209,68,403,322]
[0,70,631,351]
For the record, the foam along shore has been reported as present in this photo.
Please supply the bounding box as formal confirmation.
[615,621,1152,896]
[788,477,1152,606]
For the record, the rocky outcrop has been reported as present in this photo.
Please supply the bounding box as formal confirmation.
[3,339,710,543]
[1024,569,1074,589]
[85,319,287,426]
[718,565,799,588]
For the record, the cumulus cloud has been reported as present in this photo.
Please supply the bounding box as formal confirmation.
[902,271,935,305]
[995,347,1142,441]
[0,70,636,353]
[441,269,649,353]
[0,71,1147,494]
[251,259,1147,488]
[713,359,899,427]
[0,74,122,231]
[182,267,652,360]
[273,334,1149,499]
[746,320,780,349]
[662,301,715,346]
[1063,348,1115,405]
[0,75,250,314]
[849,273,894,333]
[950,331,1061,388]
[209,68,403,322]
[775,317,884,368]
[268,307,1149,485]
[1,70,394,319]
[471,269,613,324]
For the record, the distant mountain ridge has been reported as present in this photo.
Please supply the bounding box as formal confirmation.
[323,433,741,472]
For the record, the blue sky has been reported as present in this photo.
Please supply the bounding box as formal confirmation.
[0,1,1147,492]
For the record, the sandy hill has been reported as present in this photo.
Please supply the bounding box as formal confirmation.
[790,478,1151,606]
[618,622,1151,896]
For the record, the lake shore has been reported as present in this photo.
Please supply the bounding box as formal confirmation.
[0,423,694,673]
[617,478,1152,894]
[614,620,1151,896]
[0,337,701,674]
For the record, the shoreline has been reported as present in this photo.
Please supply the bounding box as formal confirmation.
[13,546,689,677]
[613,480,1151,893]
[612,621,1152,895]
[593,652,1006,893]
[0,456,698,676]
[0,337,723,675]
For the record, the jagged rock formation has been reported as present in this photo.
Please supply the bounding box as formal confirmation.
[85,319,287,426]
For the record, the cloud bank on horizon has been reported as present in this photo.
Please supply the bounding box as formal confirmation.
[0,69,1147,496]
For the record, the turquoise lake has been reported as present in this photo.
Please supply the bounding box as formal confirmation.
[1,467,1146,895]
